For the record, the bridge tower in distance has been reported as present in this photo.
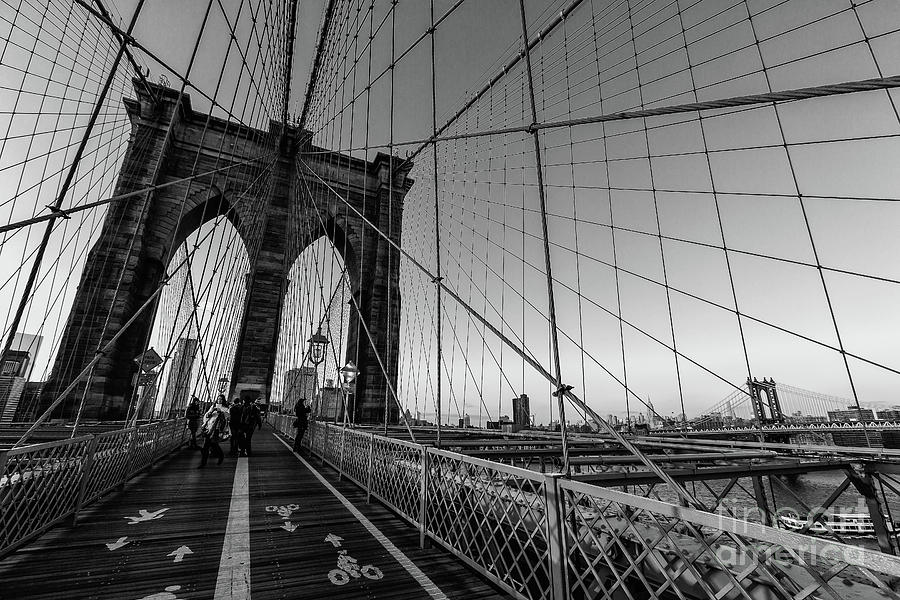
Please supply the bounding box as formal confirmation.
[748,378,785,424]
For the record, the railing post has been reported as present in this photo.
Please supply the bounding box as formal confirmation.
[321,423,328,466]
[148,423,161,469]
[366,432,375,503]
[120,426,140,487]
[544,473,567,600]
[418,447,429,548]
[338,426,346,480]
[72,435,101,525]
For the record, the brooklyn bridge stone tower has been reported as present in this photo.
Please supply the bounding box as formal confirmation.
[39,84,411,424]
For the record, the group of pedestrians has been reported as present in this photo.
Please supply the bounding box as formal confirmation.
[185,394,263,468]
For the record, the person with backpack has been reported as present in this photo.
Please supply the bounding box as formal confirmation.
[185,396,201,449]
[199,396,229,467]
[238,397,262,457]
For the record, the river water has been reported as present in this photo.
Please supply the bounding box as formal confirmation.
[626,469,900,551]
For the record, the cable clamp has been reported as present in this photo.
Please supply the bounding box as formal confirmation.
[431,276,443,284]
[552,384,573,398]
[526,122,539,134]
[46,205,71,220]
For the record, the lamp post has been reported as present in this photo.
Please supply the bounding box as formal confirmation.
[307,327,329,367]
[307,327,330,415]
[339,360,359,424]
[217,376,229,394]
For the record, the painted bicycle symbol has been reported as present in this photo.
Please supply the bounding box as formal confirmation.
[265,503,299,519]
[327,549,384,586]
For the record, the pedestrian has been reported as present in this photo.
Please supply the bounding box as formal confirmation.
[293,398,311,453]
[229,397,243,457]
[185,396,201,449]
[239,397,262,457]
[199,396,228,468]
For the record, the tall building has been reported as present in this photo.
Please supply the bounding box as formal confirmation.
[0,333,43,423]
[512,394,530,430]
[159,338,198,419]
[284,366,318,413]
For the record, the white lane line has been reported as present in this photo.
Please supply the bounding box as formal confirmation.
[273,435,450,600]
[214,457,251,599]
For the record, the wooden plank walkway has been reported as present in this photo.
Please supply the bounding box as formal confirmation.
[0,427,512,600]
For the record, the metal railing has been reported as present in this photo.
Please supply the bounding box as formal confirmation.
[273,416,900,600]
[0,418,188,558]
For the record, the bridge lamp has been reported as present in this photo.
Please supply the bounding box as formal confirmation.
[340,361,359,425]
[217,376,229,394]
[307,327,329,366]
[340,361,358,387]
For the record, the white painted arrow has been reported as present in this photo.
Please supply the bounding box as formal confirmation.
[167,545,193,563]
[124,507,169,525]
[280,521,299,533]
[105,536,130,551]
[324,533,343,548]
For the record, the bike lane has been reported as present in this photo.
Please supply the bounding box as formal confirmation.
[247,432,449,599]
[0,447,236,600]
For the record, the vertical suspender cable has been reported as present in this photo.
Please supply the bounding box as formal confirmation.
[515,0,570,475]
[430,0,443,449]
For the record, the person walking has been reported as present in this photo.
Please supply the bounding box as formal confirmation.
[238,397,262,457]
[293,399,311,453]
[185,396,201,449]
[228,397,243,457]
[199,396,228,467]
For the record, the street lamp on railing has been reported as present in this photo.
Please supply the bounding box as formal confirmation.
[217,376,229,394]
[340,361,359,424]
[307,328,330,417]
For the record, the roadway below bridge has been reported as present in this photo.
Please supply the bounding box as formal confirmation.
[0,428,509,599]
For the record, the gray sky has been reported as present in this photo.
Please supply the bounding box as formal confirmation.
[2,0,900,426]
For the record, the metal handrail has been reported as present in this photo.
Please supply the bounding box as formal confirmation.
[0,418,188,558]
[273,417,900,600]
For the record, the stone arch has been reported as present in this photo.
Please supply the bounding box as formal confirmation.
[40,83,413,423]
[171,185,248,256]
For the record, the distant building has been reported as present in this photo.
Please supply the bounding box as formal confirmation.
[512,394,530,430]
[137,380,158,420]
[0,377,26,424]
[315,379,344,422]
[0,333,43,423]
[827,406,875,422]
[159,338,198,419]
[11,382,43,422]
[1,333,42,380]
[458,414,471,428]
[878,407,900,421]
[284,367,318,413]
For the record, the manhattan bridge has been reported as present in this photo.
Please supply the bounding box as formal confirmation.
[2,0,900,598]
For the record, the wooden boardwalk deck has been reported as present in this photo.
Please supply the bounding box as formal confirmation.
[0,428,511,600]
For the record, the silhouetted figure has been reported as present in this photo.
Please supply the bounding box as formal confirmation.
[229,399,243,456]
[185,396,201,449]
[238,397,262,457]
[293,399,311,452]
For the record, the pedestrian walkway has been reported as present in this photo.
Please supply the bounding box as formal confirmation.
[0,427,510,599]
